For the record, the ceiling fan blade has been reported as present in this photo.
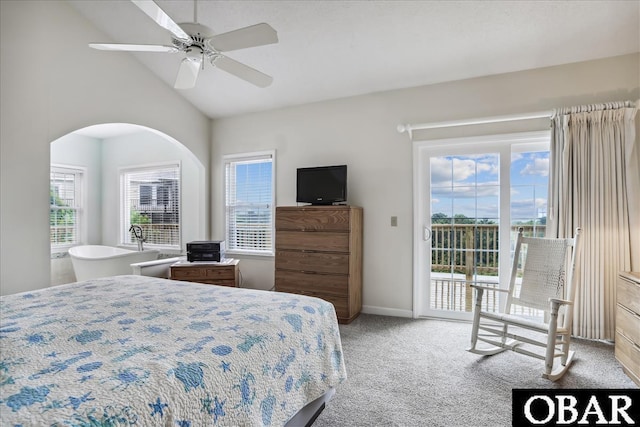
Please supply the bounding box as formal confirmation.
[208,23,278,52]
[89,43,178,53]
[131,0,191,43]
[213,55,273,88]
[174,57,202,89]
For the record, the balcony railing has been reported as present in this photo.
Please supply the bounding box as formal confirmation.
[430,223,546,314]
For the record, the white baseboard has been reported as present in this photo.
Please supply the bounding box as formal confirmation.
[361,305,413,318]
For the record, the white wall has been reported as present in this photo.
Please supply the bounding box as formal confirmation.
[211,53,640,317]
[0,1,210,295]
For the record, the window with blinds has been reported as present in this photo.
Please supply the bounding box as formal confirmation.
[121,163,180,249]
[224,151,275,255]
[50,166,84,250]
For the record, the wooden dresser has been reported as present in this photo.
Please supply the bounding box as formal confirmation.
[275,205,363,324]
[615,271,640,386]
[170,259,240,287]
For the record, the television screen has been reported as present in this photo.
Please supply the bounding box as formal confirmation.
[296,165,347,205]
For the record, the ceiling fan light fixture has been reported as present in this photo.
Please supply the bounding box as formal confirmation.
[185,45,203,60]
[174,57,202,90]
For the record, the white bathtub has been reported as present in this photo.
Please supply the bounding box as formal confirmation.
[69,245,160,281]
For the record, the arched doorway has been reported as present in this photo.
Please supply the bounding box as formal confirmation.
[50,123,206,285]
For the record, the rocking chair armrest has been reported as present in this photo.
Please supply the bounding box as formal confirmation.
[470,284,508,293]
[549,297,572,307]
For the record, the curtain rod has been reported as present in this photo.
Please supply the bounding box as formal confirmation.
[397,110,551,137]
[398,100,638,139]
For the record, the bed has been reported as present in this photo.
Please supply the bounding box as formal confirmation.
[0,275,346,426]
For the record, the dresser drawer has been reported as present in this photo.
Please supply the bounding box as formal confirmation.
[276,207,351,231]
[205,267,235,280]
[618,273,640,314]
[617,304,640,345]
[312,293,349,320]
[171,267,207,280]
[615,331,640,383]
[275,250,349,275]
[275,270,348,296]
[171,266,235,280]
[276,231,349,252]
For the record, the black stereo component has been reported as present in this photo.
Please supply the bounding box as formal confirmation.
[186,240,225,262]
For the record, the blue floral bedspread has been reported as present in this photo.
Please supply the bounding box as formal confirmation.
[0,275,346,426]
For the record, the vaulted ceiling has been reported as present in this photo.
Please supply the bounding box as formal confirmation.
[69,0,640,119]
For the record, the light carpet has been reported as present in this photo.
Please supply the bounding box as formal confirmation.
[313,314,637,427]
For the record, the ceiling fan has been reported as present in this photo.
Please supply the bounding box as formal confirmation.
[89,0,278,89]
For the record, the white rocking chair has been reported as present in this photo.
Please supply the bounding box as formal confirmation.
[467,227,582,381]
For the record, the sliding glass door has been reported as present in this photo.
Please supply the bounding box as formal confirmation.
[413,131,550,320]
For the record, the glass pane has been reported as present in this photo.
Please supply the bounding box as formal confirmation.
[124,166,180,247]
[429,153,499,313]
[510,149,549,319]
[50,169,79,246]
[226,157,273,252]
[510,151,548,237]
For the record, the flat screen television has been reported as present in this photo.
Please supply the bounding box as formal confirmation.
[296,165,347,205]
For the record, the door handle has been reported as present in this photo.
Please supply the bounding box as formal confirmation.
[423,226,432,241]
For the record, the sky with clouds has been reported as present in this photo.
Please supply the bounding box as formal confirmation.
[430,151,548,222]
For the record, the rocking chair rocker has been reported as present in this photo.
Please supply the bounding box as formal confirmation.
[467,227,582,381]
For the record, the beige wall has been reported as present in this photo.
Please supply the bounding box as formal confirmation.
[211,53,640,317]
[0,1,211,295]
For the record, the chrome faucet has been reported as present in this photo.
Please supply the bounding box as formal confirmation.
[129,225,145,251]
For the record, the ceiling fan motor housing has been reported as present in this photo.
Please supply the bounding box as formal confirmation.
[173,23,217,60]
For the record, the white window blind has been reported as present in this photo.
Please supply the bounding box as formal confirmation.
[50,166,83,249]
[121,164,180,249]
[224,152,274,255]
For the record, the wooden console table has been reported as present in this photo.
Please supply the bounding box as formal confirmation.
[170,259,240,287]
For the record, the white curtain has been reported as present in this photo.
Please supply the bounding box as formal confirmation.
[547,101,639,340]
